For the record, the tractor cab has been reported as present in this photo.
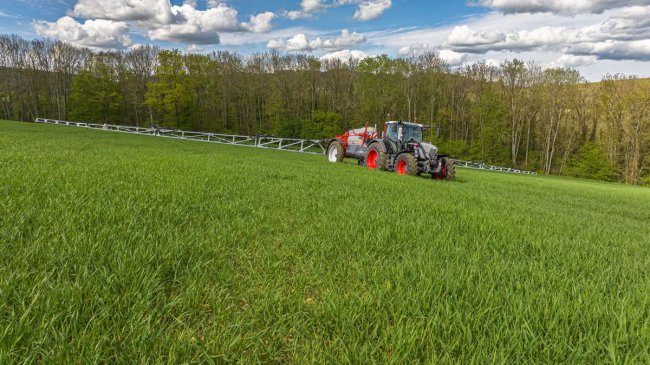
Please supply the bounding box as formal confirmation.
[384,121,426,150]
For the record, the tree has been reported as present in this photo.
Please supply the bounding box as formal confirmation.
[565,142,615,181]
[145,50,193,128]
[69,55,123,123]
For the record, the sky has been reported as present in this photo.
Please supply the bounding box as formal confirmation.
[1,0,649,81]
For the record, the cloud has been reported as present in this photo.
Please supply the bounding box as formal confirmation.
[567,40,650,61]
[397,44,469,66]
[243,12,275,33]
[71,0,175,24]
[33,16,133,49]
[66,0,275,46]
[320,49,368,62]
[218,26,317,46]
[446,25,506,50]
[302,0,327,13]
[268,33,321,51]
[476,0,650,15]
[185,43,204,53]
[284,10,310,20]
[398,43,430,56]
[267,29,366,52]
[551,54,598,67]
[284,0,391,21]
[353,0,392,21]
[438,50,470,66]
[283,0,327,19]
[146,3,244,44]
[181,4,242,31]
[365,6,650,79]
[441,6,650,60]
[321,30,366,51]
[148,28,220,44]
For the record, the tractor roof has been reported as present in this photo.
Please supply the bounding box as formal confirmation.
[386,121,427,129]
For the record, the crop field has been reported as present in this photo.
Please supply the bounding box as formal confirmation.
[1,120,650,363]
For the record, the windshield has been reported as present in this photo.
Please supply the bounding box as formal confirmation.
[387,123,398,141]
[402,125,423,142]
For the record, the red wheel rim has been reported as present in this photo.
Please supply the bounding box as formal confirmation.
[367,150,378,169]
[397,159,407,175]
[434,163,446,180]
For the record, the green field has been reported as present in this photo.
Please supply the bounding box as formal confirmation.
[1,120,650,363]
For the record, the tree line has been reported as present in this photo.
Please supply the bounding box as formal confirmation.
[1,34,648,185]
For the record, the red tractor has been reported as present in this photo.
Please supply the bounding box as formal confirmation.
[326,121,455,180]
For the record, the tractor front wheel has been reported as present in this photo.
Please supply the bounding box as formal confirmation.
[445,158,456,180]
[395,153,418,176]
[433,158,456,180]
[327,140,344,163]
[364,143,387,170]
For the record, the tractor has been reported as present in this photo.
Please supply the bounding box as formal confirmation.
[326,121,455,180]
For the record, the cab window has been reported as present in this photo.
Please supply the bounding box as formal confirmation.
[386,124,398,141]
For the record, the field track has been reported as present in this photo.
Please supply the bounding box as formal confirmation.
[1,120,650,363]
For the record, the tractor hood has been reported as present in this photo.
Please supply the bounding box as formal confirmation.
[419,142,438,158]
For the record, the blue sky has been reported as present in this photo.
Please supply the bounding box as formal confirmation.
[1,0,649,80]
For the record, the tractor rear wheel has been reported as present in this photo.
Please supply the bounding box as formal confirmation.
[364,143,387,170]
[395,153,418,176]
[327,140,344,163]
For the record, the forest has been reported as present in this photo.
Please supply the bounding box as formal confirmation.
[1,34,648,185]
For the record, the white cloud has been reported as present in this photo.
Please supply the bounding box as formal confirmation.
[284,10,310,20]
[398,44,468,66]
[267,29,366,52]
[438,50,470,66]
[477,0,650,15]
[302,0,327,13]
[219,26,317,46]
[353,0,392,21]
[186,43,204,53]
[437,6,650,61]
[447,25,506,49]
[551,54,598,67]
[71,0,175,25]
[175,4,242,32]
[283,0,326,19]
[398,43,430,56]
[33,16,133,49]
[67,0,276,46]
[284,0,391,21]
[366,6,650,79]
[567,39,650,61]
[321,30,366,51]
[243,12,275,33]
[267,33,321,51]
[320,49,368,62]
[146,3,244,44]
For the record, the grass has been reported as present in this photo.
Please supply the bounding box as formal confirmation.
[1,120,650,364]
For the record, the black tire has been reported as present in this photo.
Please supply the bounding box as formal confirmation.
[327,140,345,163]
[433,158,456,180]
[395,153,418,176]
[364,143,387,171]
[444,158,456,181]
